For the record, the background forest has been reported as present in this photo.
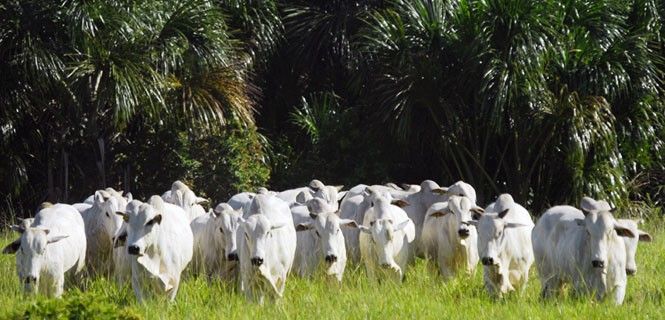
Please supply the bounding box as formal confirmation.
[2,0,664,219]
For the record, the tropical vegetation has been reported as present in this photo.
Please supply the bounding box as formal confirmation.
[1,0,664,219]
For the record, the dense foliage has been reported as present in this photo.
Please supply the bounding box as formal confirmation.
[1,0,664,218]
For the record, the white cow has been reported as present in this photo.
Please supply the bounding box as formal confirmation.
[80,190,126,276]
[532,197,636,304]
[293,198,357,282]
[339,184,410,263]
[238,194,297,303]
[3,203,86,297]
[420,195,480,278]
[122,196,193,302]
[277,179,346,211]
[190,203,243,281]
[168,180,209,221]
[468,194,534,297]
[391,180,482,257]
[359,187,416,282]
[617,219,652,276]
[228,192,255,211]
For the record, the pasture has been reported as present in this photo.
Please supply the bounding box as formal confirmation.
[1,219,663,319]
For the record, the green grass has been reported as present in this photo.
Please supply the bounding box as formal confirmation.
[1,220,664,319]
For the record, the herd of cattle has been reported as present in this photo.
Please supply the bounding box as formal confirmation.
[2,179,653,304]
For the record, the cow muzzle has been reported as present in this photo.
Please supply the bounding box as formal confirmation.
[591,260,605,269]
[481,257,495,266]
[251,257,264,266]
[626,268,636,276]
[128,245,141,256]
[325,254,338,263]
[457,229,470,238]
[227,253,239,261]
[24,276,37,285]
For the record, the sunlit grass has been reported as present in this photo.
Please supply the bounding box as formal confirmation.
[1,219,663,319]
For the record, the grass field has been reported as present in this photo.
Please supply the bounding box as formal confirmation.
[0,219,663,319]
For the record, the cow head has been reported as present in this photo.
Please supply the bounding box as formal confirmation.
[213,203,244,261]
[467,194,528,268]
[296,210,357,281]
[122,199,163,257]
[429,195,481,240]
[241,214,286,269]
[444,181,478,205]
[617,219,652,276]
[93,190,125,242]
[577,197,635,271]
[359,218,410,273]
[3,219,68,295]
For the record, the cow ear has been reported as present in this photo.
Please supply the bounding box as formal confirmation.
[614,223,636,238]
[114,231,127,248]
[498,209,509,219]
[309,213,318,219]
[340,219,358,228]
[391,199,409,208]
[638,230,652,242]
[147,214,162,226]
[47,235,68,244]
[195,197,209,205]
[429,210,449,218]
[116,211,129,222]
[505,223,529,229]
[296,191,312,205]
[334,185,344,192]
[431,187,448,195]
[2,239,21,254]
[271,222,286,230]
[393,220,411,232]
[337,191,348,202]
[358,225,371,233]
[296,222,313,232]
[125,192,133,202]
[211,208,221,218]
[94,191,104,203]
[471,210,483,220]
[10,225,25,233]
[471,206,485,214]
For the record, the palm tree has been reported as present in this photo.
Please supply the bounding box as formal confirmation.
[0,0,258,212]
[359,0,663,209]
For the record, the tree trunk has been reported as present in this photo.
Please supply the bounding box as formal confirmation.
[63,150,69,202]
[97,137,106,187]
[47,143,54,201]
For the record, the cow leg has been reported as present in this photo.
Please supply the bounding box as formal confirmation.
[54,273,65,298]
[131,271,144,303]
[612,285,626,305]
[168,275,181,301]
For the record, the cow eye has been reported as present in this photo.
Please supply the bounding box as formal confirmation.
[219,227,224,234]
[105,212,110,218]
[315,231,320,238]
[370,221,375,226]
